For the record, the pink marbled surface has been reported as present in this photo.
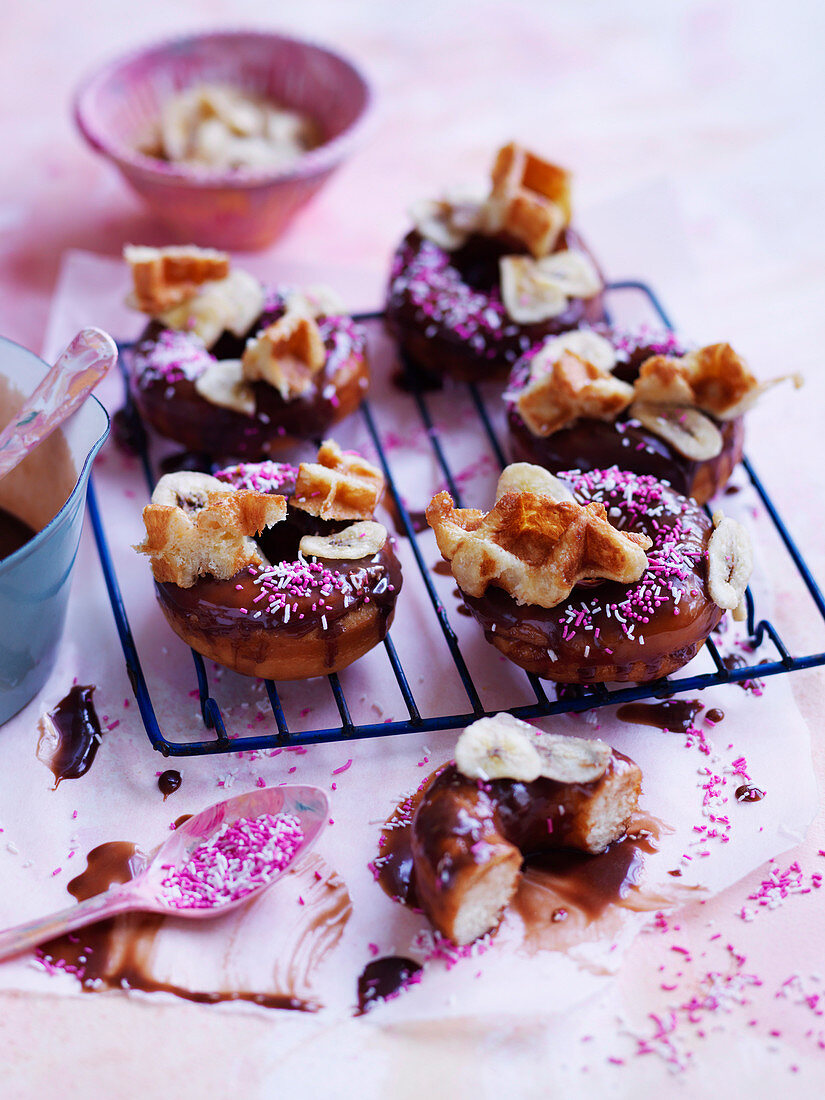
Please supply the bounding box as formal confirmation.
[1,1,825,1094]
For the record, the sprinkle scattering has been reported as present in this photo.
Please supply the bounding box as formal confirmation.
[159,812,304,909]
[215,460,298,494]
[552,466,707,648]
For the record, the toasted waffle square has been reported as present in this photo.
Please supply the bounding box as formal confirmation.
[426,489,650,609]
[516,350,634,436]
[136,489,286,588]
[291,440,385,521]
[486,143,572,258]
[125,245,230,314]
[633,343,790,421]
[242,312,326,400]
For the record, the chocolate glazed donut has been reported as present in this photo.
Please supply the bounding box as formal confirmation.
[462,467,724,683]
[129,295,369,460]
[385,229,607,383]
[507,331,745,504]
[153,475,402,681]
[411,755,641,945]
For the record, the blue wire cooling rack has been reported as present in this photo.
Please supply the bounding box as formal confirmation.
[86,281,825,757]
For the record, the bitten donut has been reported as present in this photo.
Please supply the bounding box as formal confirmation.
[426,463,753,683]
[385,143,606,382]
[124,245,369,460]
[134,442,402,680]
[506,329,801,504]
[409,714,642,945]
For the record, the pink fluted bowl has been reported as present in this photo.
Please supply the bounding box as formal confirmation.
[74,29,373,250]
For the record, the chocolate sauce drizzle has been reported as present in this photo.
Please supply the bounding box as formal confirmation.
[617,698,704,733]
[37,685,104,787]
[38,843,350,1011]
[356,956,423,1014]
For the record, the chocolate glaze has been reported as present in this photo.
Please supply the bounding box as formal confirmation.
[111,405,147,456]
[386,228,607,382]
[617,698,704,733]
[130,297,368,460]
[356,956,423,1014]
[158,770,182,799]
[506,331,745,504]
[461,470,721,682]
[705,707,725,723]
[0,505,36,560]
[37,685,104,787]
[39,844,350,1011]
[159,450,213,476]
[156,542,401,653]
[375,762,659,944]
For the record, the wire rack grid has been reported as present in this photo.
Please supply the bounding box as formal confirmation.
[85,280,825,756]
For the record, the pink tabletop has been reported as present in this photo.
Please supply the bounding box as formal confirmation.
[1,2,824,1094]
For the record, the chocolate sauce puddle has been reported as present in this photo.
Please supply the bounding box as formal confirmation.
[36,685,104,787]
[617,698,704,733]
[158,770,182,799]
[722,653,765,693]
[373,772,683,956]
[356,956,423,1014]
[39,843,350,1012]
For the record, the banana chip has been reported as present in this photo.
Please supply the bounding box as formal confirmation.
[455,713,612,784]
[707,513,753,612]
[299,521,387,560]
[629,401,723,460]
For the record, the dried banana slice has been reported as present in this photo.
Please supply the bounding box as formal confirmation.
[500,251,602,324]
[535,251,602,298]
[284,285,346,319]
[495,463,575,504]
[299,521,387,560]
[150,471,231,511]
[409,197,480,251]
[455,713,611,784]
[707,513,753,612]
[629,401,723,460]
[455,714,543,782]
[526,330,617,380]
[194,359,256,416]
[157,268,265,348]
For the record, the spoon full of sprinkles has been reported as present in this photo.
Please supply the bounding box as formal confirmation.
[0,327,117,481]
[0,784,329,962]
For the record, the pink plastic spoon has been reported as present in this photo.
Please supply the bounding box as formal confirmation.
[0,784,329,962]
[0,327,117,480]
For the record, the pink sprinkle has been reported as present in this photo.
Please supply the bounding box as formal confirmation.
[332,759,353,776]
[159,812,303,909]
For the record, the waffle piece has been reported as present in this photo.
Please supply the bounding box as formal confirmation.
[242,312,326,400]
[516,349,634,436]
[485,142,572,257]
[290,440,385,521]
[635,343,802,420]
[135,472,286,588]
[125,245,230,314]
[426,485,651,608]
